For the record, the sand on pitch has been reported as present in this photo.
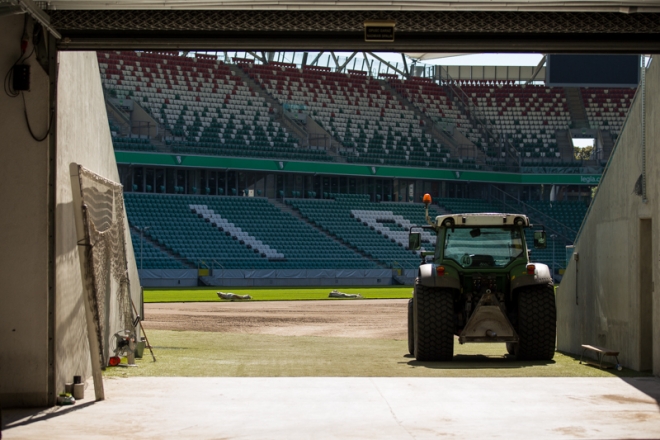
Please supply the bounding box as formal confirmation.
[143,298,408,339]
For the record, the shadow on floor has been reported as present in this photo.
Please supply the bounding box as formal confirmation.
[1,400,97,432]
[401,353,556,369]
[620,377,660,408]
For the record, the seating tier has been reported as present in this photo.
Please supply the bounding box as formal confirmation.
[124,193,377,269]
[239,61,453,169]
[580,87,636,136]
[128,229,188,269]
[98,51,332,162]
[287,194,436,269]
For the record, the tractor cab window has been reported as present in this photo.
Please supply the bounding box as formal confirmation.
[443,227,524,268]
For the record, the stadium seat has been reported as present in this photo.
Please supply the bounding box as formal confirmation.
[98,51,334,162]
[124,193,378,269]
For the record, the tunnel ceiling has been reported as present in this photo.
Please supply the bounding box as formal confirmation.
[46,9,660,52]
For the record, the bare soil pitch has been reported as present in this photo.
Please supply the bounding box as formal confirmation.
[143,299,408,340]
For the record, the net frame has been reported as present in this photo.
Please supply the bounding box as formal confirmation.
[77,165,134,368]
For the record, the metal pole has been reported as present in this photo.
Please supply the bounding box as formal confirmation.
[641,56,647,203]
[551,234,557,281]
[139,226,151,270]
[140,227,143,270]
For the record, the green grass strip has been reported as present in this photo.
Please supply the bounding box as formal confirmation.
[105,330,650,378]
[144,286,414,303]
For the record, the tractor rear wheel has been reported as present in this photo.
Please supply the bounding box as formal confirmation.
[515,284,556,360]
[413,282,454,361]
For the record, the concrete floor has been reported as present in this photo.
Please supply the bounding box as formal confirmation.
[3,377,660,439]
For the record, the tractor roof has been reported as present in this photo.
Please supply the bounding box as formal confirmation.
[434,213,530,227]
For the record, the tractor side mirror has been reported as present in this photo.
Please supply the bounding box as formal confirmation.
[533,231,547,249]
[409,232,421,250]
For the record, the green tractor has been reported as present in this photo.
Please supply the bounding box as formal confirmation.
[408,195,556,361]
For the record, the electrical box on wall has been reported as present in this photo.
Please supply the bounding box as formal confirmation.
[13,64,30,91]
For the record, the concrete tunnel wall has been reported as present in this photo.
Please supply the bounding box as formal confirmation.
[55,51,142,397]
[0,15,52,408]
[0,14,141,407]
[558,56,660,375]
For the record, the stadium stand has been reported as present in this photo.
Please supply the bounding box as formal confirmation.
[436,197,587,273]
[98,51,332,162]
[286,194,436,269]
[458,83,569,162]
[238,61,456,168]
[498,199,581,270]
[581,87,636,135]
[390,78,570,162]
[387,77,485,155]
[128,229,188,269]
[513,200,586,240]
[108,118,123,137]
[100,52,613,278]
[124,193,379,269]
[112,137,157,152]
[435,197,498,215]
[124,190,583,276]
[100,51,636,172]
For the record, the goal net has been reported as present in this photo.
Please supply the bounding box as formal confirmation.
[76,165,135,368]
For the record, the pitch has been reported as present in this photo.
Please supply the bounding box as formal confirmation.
[143,286,413,302]
[103,295,650,379]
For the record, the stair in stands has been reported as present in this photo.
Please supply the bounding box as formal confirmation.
[104,96,132,137]
[303,115,346,162]
[240,61,447,169]
[232,64,309,144]
[130,99,173,153]
[443,83,499,158]
[380,79,485,165]
[235,61,346,163]
[564,87,590,130]
[599,130,615,159]
[99,51,329,162]
[555,129,575,160]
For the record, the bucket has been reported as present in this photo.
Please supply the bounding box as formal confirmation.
[73,383,84,400]
[135,341,146,359]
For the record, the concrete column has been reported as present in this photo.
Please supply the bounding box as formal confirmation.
[0,15,52,407]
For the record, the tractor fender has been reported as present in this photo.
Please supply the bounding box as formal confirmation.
[511,262,553,291]
[418,264,461,290]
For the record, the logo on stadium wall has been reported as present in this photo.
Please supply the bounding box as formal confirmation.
[580,175,601,184]
[175,155,182,164]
